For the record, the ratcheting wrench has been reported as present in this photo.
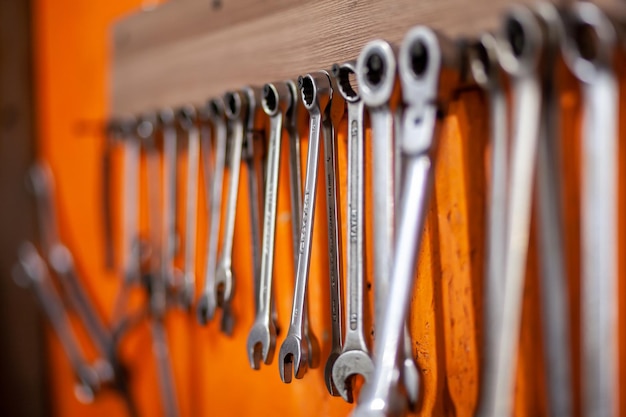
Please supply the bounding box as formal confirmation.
[286,79,321,370]
[246,81,294,369]
[197,98,227,325]
[354,27,462,417]
[278,71,344,383]
[177,106,200,308]
[563,4,620,417]
[489,7,543,417]
[330,61,374,404]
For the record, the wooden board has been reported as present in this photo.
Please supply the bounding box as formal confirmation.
[111,0,532,116]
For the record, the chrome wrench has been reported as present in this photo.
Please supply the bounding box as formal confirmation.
[197,98,227,325]
[246,81,293,369]
[469,33,510,417]
[534,4,573,417]
[490,7,543,417]
[354,27,462,417]
[159,109,178,290]
[563,4,619,417]
[278,72,342,383]
[213,90,248,334]
[330,61,374,403]
[177,106,200,308]
[286,80,321,370]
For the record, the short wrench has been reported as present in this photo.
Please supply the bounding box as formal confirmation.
[177,106,200,308]
[212,90,248,334]
[278,72,343,383]
[354,28,462,417]
[246,81,293,369]
[197,99,227,325]
[286,80,321,370]
[330,61,374,403]
[562,4,619,417]
[470,33,510,417]
[489,8,544,417]
[159,109,178,289]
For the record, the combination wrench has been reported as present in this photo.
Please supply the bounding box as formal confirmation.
[286,80,321,370]
[246,81,293,369]
[535,4,573,417]
[356,39,420,407]
[489,7,543,417]
[197,98,227,325]
[562,4,620,417]
[159,109,179,290]
[177,106,200,308]
[212,89,249,334]
[469,33,510,417]
[330,61,374,404]
[354,27,462,417]
[278,71,344,384]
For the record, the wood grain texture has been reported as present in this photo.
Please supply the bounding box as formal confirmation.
[111,0,531,116]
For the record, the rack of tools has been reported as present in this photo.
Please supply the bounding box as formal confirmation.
[18,0,626,416]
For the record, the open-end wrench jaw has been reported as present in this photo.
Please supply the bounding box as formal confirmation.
[332,349,374,403]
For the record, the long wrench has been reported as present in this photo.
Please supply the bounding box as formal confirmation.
[197,99,227,325]
[563,4,619,417]
[470,33,510,417]
[210,90,248,334]
[354,28,462,417]
[286,80,321,369]
[355,39,419,406]
[278,72,343,383]
[159,109,178,290]
[246,81,293,369]
[330,61,374,404]
[14,241,105,404]
[490,7,543,417]
[534,4,573,417]
[177,106,200,308]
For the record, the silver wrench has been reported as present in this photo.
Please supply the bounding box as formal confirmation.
[286,80,321,370]
[330,61,374,404]
[197,98,227,325]
[470,33,510,417]
[355,39,420,406]
[354,28,462,417]
[278,72,342,383]
[212,88,253,335]
[177,106,200,309]
[14,241,107,404]
[534,4,573,417]
[159,109,178,290]
[246,81,293,369]
[28,162,113,361]
[563,4,619,417]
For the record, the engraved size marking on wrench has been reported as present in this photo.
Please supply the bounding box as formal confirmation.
[330,62,374,404]
[246,82,293,369]
[286,80,321,369]
[278,72,338,383]
[489,8,543,417]
[177,107,200,308]
[563,5,619,417]
[354,28,461,417]
[197,99,227,325]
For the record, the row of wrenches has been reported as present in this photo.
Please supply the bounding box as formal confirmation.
[15,1,626,416]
